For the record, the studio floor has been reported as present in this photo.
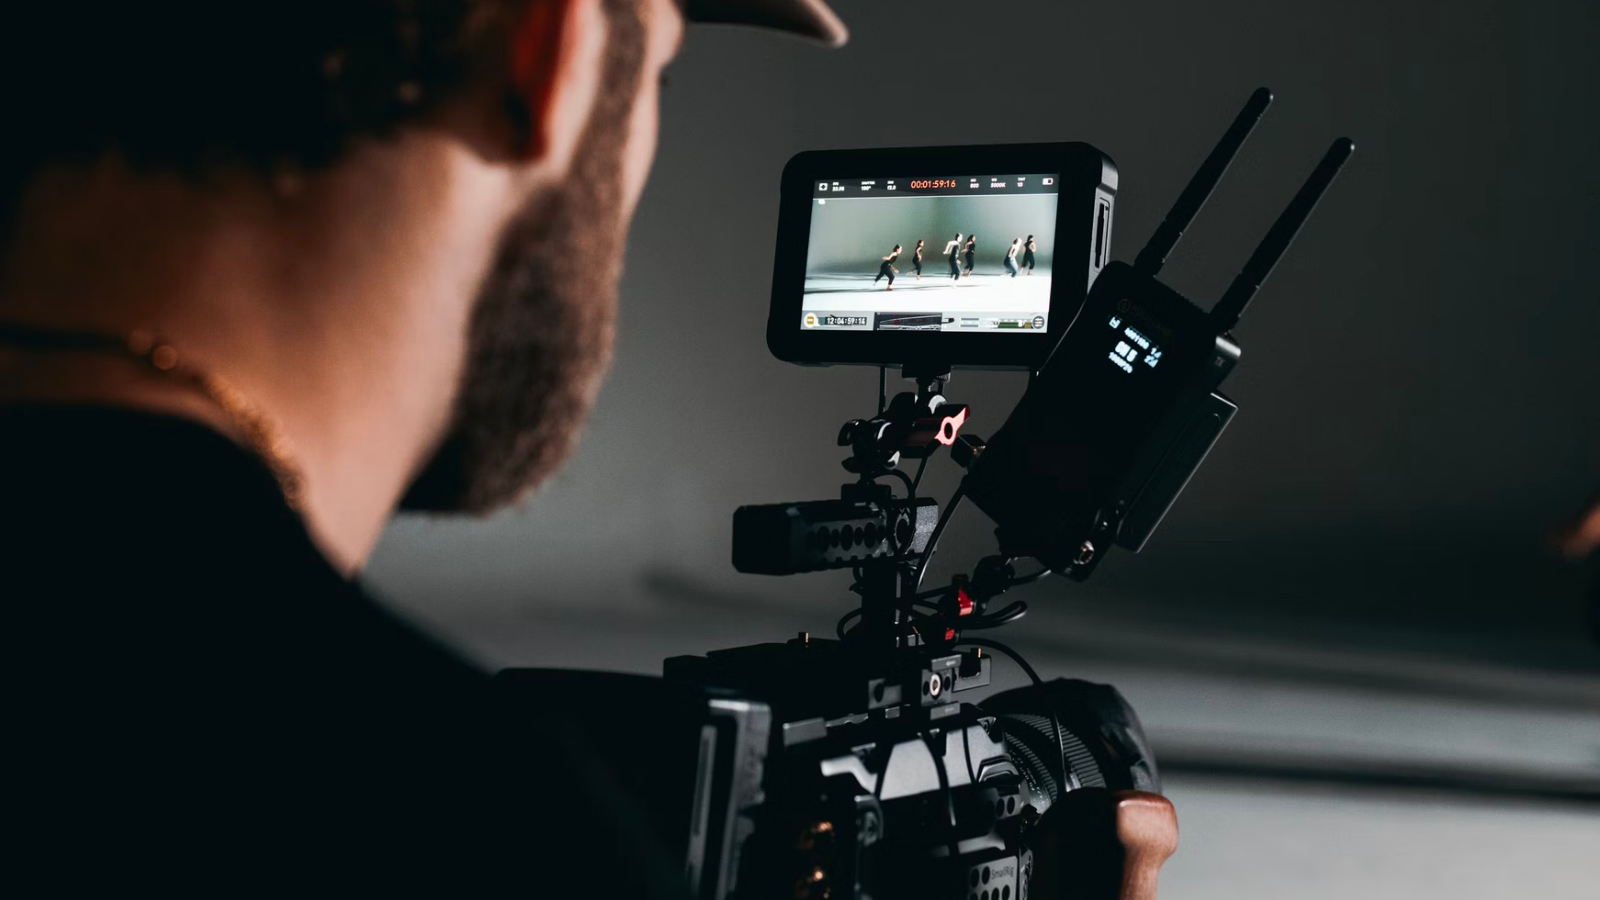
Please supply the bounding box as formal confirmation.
[803,269,1054,313]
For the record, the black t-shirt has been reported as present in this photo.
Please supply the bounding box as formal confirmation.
[4,405,685,895]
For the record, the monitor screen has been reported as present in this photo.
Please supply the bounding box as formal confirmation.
[800,174,1061,334]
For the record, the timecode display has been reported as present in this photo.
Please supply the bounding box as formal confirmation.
[804,314,869,327]
[908,179,957,189]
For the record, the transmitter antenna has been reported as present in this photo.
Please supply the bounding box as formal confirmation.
[1210,137,1355,332]
[1133,87,1274,277]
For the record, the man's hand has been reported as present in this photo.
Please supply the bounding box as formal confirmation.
[1553,492,1600,644]
[1554,494,1600,561]
[1029,790,1178,900]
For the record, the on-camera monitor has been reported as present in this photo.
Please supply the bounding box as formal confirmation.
[802,176,1059,335]
[768,144,1117,370]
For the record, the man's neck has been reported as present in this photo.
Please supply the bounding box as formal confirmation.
[0,145,517,574]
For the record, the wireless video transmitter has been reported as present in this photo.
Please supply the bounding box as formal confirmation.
[962,88,1354,577]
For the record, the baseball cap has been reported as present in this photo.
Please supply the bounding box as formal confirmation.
[683,0,848,48]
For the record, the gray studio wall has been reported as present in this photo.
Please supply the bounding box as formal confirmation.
[806,194,1058,274]
[368,0,1600,651]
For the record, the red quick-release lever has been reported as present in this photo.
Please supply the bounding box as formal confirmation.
[935,406,969,446]
[944,582,975,642]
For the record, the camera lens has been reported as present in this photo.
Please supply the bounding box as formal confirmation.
[981,679,1160,814]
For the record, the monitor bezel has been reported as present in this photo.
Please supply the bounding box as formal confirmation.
[767,142,1118,371]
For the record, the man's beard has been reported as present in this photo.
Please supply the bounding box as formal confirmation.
[400,5,644,515]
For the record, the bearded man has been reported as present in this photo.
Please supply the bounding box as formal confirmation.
[0,1,1175,895]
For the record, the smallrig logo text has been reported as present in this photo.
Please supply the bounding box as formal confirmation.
[1113,297,1173,340]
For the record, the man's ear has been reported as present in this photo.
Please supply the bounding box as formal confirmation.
[504,0,606,165]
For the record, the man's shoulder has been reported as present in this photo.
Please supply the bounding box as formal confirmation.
[1,404,486,685]
[1,406,694,897]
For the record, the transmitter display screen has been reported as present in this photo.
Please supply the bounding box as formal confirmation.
[1104,313,1165,374]
[800,175,1060,334]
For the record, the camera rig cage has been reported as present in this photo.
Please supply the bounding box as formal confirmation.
[499,89,1351,900]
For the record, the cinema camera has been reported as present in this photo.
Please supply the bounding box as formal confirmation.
[500,90,1351,899]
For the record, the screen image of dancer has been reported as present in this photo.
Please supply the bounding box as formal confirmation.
[800,174,1059,333]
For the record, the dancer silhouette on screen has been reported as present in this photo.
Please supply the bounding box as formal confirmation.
[963,234,976,278]
[874,244,901,290]
[1004,238,1021,277]
[1023,234,1036,274]
[944,234,963,279]
[912,240,924,280]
